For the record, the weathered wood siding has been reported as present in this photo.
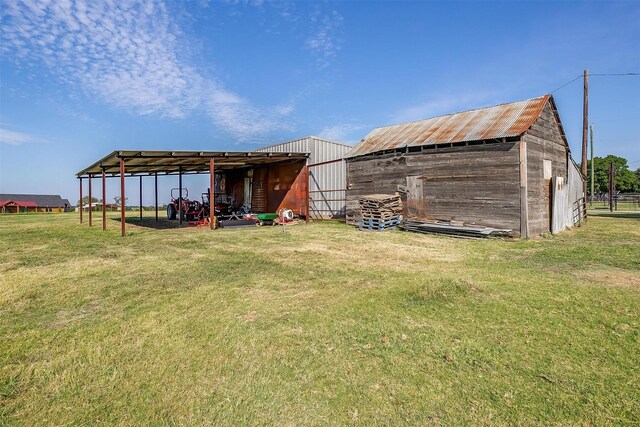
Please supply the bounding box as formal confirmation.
[346,142,522,234]
[522,101,568,236]
[251,167,268,212]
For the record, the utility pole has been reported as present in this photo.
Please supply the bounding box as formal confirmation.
[581,69,589,197]
[590,124,594,207]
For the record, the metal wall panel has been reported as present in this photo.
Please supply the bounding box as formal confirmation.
[257,137,352,218]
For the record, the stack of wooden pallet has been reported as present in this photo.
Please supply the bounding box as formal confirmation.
[358,194,403,231]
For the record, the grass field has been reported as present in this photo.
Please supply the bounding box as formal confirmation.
[1,212,638,425]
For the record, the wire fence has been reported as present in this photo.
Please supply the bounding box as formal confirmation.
[589,194,640,211]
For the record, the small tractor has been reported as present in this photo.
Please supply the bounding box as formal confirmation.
[166,188,232,222]
[167,188,206,221]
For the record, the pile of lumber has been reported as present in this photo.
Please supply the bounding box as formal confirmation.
[400,219,512,239]
[357,194,403,231]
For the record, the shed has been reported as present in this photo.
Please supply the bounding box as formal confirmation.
[76,150,310,236]
[257,136,351,219]
[344,95,585,237]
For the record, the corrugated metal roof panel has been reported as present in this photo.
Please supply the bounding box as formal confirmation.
[346,95,550,158]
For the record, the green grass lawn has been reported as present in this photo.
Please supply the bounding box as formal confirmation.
[1,212,638,425]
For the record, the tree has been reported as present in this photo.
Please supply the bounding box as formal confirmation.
[113,196,128,206]
[77,196,100,207]
[585,155,639,194]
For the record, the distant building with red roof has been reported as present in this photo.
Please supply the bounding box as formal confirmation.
[0,194,71,213]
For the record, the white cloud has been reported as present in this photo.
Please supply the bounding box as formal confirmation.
[317,124,363,143]
[0,128,49,145]
[390,91,503,124]
[306,9,344,68]
[0,0,292,141]
[206,88,294,141]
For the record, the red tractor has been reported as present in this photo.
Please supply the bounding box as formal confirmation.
[167,188,205,221]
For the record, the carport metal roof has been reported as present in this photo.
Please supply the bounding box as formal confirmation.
[76,150,309,177]
[76,149,311,235]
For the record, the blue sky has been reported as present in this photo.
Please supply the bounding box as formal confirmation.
[1,0,639,205]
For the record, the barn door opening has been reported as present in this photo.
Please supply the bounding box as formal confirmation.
[243,170,253,208]
[406,175,426,218]
[544,159,553,232]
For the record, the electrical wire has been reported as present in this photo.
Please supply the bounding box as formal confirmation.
[549,72,639,93]
[550,75,583,93]
[591,73,640,76]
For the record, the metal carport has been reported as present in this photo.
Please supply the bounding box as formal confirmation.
[76,150,310,236]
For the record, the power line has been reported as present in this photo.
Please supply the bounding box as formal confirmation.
[591,73,640,76]
[549,72,640,94]
[550,74,582,93]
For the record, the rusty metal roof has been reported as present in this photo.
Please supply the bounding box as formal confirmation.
[346,95,551,158]
[76,150,309,177]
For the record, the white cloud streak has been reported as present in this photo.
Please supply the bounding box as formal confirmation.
[317,124,363,144]
[0,0,293,141]
[306,9,343,69]
[390,91,503,124]
[0,128,49,145]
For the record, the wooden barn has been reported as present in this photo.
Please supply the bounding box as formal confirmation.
[345,95,585,237]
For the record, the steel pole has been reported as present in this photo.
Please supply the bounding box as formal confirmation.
[305,164,310,223]
[210,158,215,230]
[79,178,83,224]
[88,174,93,226]
[120,158,126,237]
[102,168,107,230]
[139,175,143,221]
[178,167,183,226]
[154,172,158,222]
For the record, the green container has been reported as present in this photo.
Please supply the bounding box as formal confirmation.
[257,213,278,221]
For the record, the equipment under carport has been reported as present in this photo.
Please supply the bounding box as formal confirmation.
[256,213,278,226]
[218,219,258,229]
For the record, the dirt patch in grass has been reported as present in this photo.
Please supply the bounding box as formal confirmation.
[575,269,640,289]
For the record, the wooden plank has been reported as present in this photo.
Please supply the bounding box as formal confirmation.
[346,142,522,234]
[519,140,529,238]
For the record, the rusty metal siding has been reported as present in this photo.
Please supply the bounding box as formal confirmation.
[346,95,550,158]
[257,136,352,218]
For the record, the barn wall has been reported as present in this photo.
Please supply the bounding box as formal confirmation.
[346,142,522,233]
[267,160,308,215]
[251,167,268,212]
[258,137,351,219]
[523,101,569,236]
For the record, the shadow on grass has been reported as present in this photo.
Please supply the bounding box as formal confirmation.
[111,217,193,229]
[589,212,640,220]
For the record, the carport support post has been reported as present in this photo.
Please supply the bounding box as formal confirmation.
[154,173,158,222]
[120,158,126,237]
[79,178,83,224]
[209,158,215,230]
[102,168,106,231]
[88,174,93,227]
[178,167,183,226]
[305,164,310,223]
[139,175,143,221]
